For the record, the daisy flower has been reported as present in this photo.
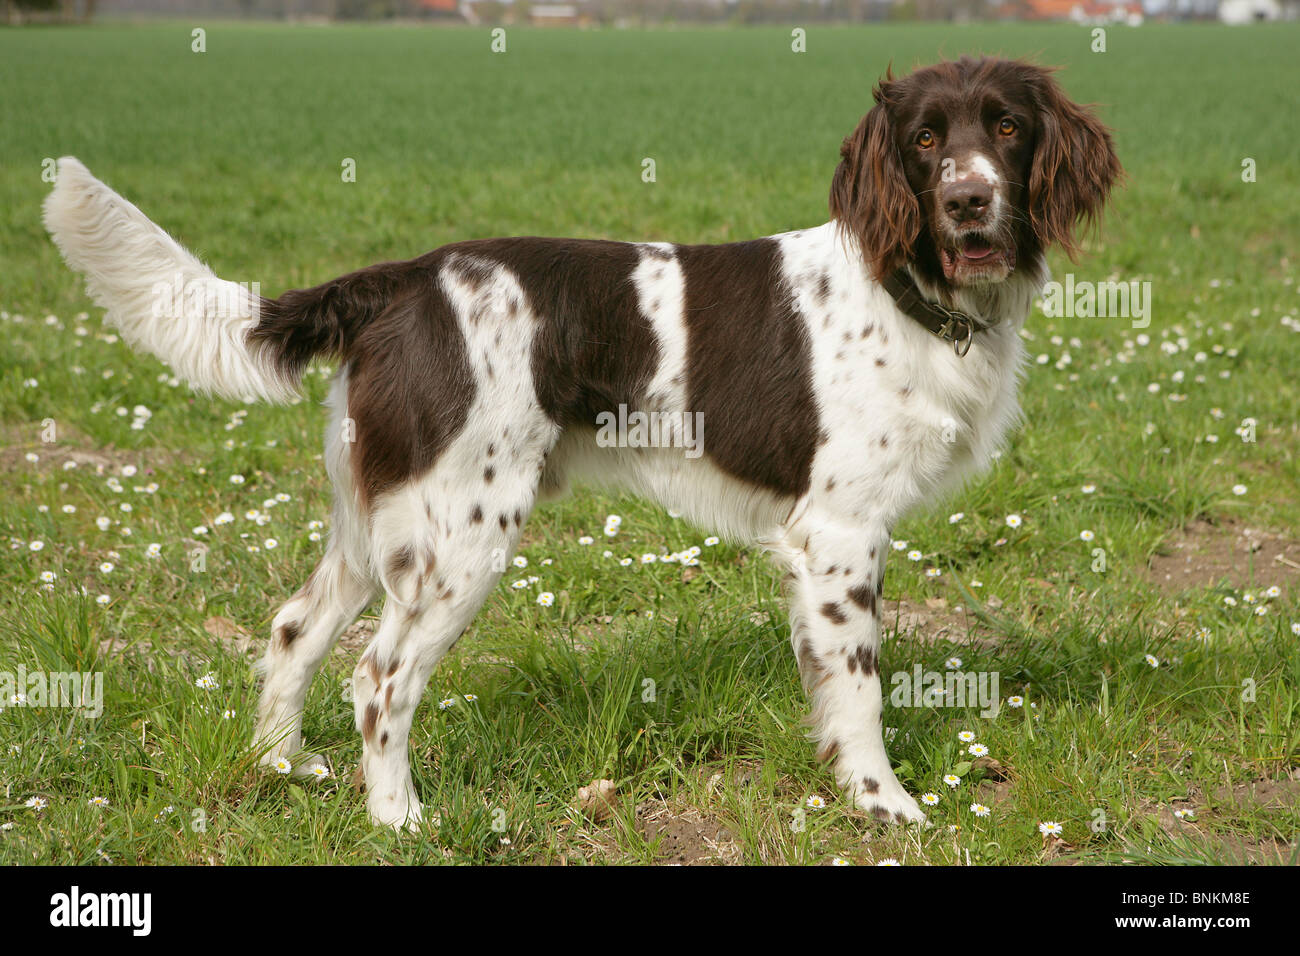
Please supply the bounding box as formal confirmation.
[945,656,962,670]
[438,698,456,710]
[876,858,901,866]
[806,795,826,809]
[948,512,965,523]
[24,797,47,811]
[1005,514,1023,529]
[1038,821,1064,837]
[831,857,852,866]
[1173,808,1195,821]
[536,592,555,607]
[704,536,719,546]
[957,731,976,743]
[195,673,219,690]
[907,549,923,562]
[1079,529,1095,542]
[229,474,245,485]
[968,743,989,757]
[512,555,528,568]
[88,796,109,808]
[921,793,940,807]
[943,774,961,789]
[1232,484,1247,496]
[309,765,330,779]
[970,803,990,817]
[1144,654,1159,668]
[1007,696,1024,708]
[274,758,292,775]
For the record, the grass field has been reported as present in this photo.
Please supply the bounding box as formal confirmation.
[1,21,1298,865]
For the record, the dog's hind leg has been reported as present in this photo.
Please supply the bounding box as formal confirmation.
[776,520,925,824]
[350,475,540,830]
[252,546,375,776]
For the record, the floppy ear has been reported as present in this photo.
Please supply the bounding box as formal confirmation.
[828,79,920,281]
[1026,67,1122,257]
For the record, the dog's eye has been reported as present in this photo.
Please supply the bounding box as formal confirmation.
[917,129,935,149]
[998,118,1018,137]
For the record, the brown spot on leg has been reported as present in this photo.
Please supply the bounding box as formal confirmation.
[852,644,878,677]
[816,738,840,763]
[847,583,876,615]
[362,702,380,742]
[870,805,891,822]
[387,546,415,581]
[278,621,301,648]
[861,777,880,795]
[820,601,847,625]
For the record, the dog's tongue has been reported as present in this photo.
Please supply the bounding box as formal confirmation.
[962,237,994,260]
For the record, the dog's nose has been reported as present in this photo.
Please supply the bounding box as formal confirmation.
[943,181,993,224]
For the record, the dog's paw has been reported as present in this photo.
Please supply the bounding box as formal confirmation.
[368,791,423,833]
[854,780,927,826]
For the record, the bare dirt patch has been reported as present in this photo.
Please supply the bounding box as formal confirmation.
[635,801,742,865]
[1,422,175,475]
[882,596,996,646]
[1146,517,1300,598]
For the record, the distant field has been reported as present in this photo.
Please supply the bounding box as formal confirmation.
[1,22,1298,865]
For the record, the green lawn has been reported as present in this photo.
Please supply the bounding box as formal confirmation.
[1,21,1297,865]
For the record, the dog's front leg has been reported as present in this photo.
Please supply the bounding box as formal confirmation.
[778,521,925,824]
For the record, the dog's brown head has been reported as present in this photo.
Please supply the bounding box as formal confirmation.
[829,57,1121,291]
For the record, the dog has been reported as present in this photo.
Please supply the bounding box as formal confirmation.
[44,56,1119,829]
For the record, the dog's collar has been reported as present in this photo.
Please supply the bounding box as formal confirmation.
[882,268,990,357]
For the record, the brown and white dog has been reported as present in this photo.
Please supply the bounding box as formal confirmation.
[44,56,1119,828]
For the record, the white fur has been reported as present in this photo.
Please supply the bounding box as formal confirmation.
[42,157,295,403]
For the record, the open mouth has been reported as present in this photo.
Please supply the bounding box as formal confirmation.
[940,233,1016,283]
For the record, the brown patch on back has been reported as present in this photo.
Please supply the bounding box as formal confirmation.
[346,263,476,507]
[444,238,662,430]
[678,239,820,497]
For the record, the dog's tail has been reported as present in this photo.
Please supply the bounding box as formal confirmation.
[43,157,401,403]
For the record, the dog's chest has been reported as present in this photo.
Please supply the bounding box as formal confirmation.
[779,226,1027,524]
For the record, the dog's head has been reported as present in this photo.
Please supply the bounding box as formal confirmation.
[829,57,1121,290]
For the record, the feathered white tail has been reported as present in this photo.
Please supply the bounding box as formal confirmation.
[42,157,296,403]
